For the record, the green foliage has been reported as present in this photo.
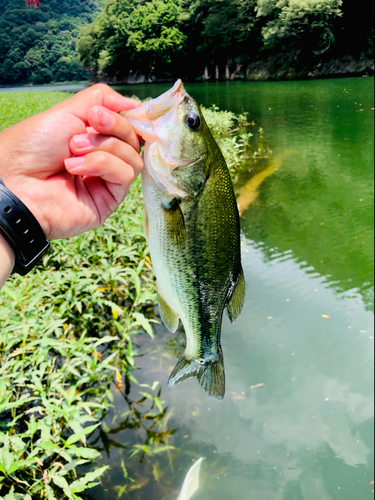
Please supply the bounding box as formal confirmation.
[202,105,254,176]
[0,92,156,498]
[126,0,187,65]
[194,0,244,56]
[255,0,343,52]
[0,0,103,85]
[78,0,373,80]
[0,0,373,85]
[0,91,255,498]
[79,0,188,76]
[0,91,72,130]
[0,169,158,498]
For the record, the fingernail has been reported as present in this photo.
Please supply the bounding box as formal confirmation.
[65,156,85,170]
[99,108,114,128]
[73,134,91,149]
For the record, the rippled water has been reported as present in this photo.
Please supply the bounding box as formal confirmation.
[89,78,374,500]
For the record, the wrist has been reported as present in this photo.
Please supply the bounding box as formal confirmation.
[0,233,15,288]
[0,179,50,276]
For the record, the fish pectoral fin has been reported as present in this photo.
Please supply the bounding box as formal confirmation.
[162,198,186,248]
[226,268,246,324]
[157,283,180,333]
[168,352,225,400]
[143,206,150,244]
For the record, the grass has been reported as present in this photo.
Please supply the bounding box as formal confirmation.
[0,92,74,130]
[0,91,256,499]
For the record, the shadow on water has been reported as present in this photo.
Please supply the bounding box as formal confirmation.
[86,78,374,500]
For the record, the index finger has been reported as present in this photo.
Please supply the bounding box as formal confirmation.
[88,106,141,153]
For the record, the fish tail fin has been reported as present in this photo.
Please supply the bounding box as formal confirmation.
[198,354,225,400]
[168,352,225,400]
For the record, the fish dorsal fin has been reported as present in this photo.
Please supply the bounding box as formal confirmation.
[177,458,205,500]
[143,206,150,244]
[226,268,245,324]
[157,282,180,333]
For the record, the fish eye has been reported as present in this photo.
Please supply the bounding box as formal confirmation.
[184,113,201,131]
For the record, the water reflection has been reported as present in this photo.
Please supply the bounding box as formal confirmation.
[88,243,373,499]
[239,150,374,310]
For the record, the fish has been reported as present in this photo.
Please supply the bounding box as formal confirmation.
[121,80,245,400]
[177,457,205,500]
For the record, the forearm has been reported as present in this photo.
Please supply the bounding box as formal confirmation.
[0,234,15,289]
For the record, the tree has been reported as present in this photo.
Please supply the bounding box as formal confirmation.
[0,0,102,85]
[193,0,241,59]
[78,0,187,78]
[255,0,343,53]
[126,0,187,66]
[76,0,372,81]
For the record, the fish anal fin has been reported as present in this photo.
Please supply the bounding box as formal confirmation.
[143,205,150,244]
[227,268,245,324]
[168,352,225,400]
[157,283,179,333]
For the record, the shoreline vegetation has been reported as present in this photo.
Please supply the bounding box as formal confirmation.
[0,0,373,87]
[0,91,257,499]
[95,53,374,85]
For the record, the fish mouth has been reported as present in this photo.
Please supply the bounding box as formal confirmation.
[143,79,185,120]
[120,79,186,141]
[120,79,202,170]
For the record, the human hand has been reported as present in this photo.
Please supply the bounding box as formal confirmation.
[0,84,143,240]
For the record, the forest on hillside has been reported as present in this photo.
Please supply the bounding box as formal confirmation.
[0,0,102,85]
[79,0,374,82]
[0,0,373,85]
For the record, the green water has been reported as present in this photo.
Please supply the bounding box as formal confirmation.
[91,78,374,500]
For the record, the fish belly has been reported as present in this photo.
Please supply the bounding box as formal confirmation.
[142,168,202,358]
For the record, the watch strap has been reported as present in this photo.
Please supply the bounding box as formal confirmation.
[0,179,50,276]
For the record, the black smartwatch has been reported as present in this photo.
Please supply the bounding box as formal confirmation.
[0,179,50,276]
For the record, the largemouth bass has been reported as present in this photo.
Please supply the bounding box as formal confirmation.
[122,81,245,400]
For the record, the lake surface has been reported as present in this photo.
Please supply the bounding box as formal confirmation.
[0,83,86,92]
[89,78,374,500]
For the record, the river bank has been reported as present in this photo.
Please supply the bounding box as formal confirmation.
[94,53,374,86]
[1,54,373,92]
[0,83,87,92]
